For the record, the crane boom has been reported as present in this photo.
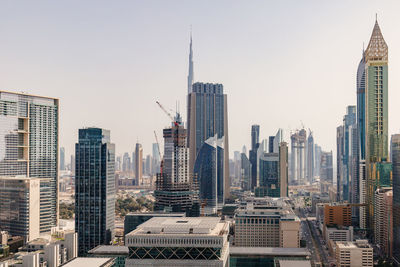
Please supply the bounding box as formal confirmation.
[156,101,179,126]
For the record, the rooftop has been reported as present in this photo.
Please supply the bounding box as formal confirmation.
[336,240,372,249]
[88,245,129,255]
[61,257,114,267]
[127,217,226,236]
[230,246,311,256]
[278,260,312,267]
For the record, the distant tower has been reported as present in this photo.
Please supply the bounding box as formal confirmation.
[187,31,194,94]
[75,128,115,256]
[249,125,260,189]
[135,143,143,185]
[60,147,65,171]
[306,132,314,182]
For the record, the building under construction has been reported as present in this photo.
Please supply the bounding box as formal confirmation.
[154,108,199,216]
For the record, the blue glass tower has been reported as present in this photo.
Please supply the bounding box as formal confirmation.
[75,128,115,256]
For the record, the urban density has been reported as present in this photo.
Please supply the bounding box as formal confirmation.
[1,2,400,267]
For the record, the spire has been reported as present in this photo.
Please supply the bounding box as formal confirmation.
[365,16,388,62]
[187,27,194,94]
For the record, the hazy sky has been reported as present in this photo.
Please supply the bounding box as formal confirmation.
[1,1,400,160]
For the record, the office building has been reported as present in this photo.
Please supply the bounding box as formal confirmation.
[187,82,229,200]
[393,134,400,264]
[324,226,354,243]
[234,198,300,248]
[240,150,251,191]
[122,153,131,173]
[374,187,392,258]
[0,177,40,242]
[337,125,344,201]
[152,143,160,175]
[125,217,229,267]
[324,203,352,227]
[249,125,260,189]
[335,240,373,267]
[314,144,322,177]
[0,91,59,233]
[75,128,115,256]
[60,147,65,171]
[88,245,129,267]
[290,129,307,184]
[154,114,199,216]
[135,143,143,185]
[194,135,224,214]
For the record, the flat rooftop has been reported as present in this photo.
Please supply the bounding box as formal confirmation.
[336,240,372,249]
[127,217,225,236]
[278,260,312,267]
[88,245,129,255]
[230,246,311,257]
[61,257,114,267]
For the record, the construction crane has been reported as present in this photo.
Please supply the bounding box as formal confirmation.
[154,130,163,175]
[156,101,180,126]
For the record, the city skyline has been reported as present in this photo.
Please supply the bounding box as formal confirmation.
[2,2,400,160]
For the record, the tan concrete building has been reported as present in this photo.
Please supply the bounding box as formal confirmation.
[234,198,300,248]
[335,240,373,267]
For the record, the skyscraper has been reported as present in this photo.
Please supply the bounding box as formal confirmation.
[337,125,344,201]
[135,143,143,185]
[361,19,390,231]
[290,129,307,184]
[306,132,314,183]
[187,32,194,94]
[122,152,131,173]
[249,125,260,189]
[187,82,230,201]
[0,91,59,233]
[320,151,333,184]
[154,113,199,216]
[60,147,65,171]
[75,128,115,256]
[240,150,251,191]
[392,134,400,264]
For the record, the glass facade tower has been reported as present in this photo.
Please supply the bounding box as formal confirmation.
[75,128,115,256]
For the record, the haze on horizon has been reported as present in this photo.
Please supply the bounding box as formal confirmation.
[1,0,400,160]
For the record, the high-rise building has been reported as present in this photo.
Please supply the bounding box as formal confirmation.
[187,82,229,201]
[135,143,143,185]
[60,147,65,171]
[306,132,314,183]
[290,129,307,184]
[122,152,131,173]
[358,19,390,232]
[314,144,322,177]
[0,91,59,233]
[194,135,224,214]
[240,150,251,191]
[0,177,40,242]
[154,114,199,216]
[374,187,392,259]
[320,151,333,184]
[249,125,260,189]
[145,154,151,176]
[75,128,115,256]
[152,143,160,175]
[337,106,358,202]
[324,203,352,227]
[70,155,75,175]
[392,134,400,264]
[187,32,194,94]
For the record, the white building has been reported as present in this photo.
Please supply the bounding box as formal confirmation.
[125,217,229,266]
[324,226,353,243]
[335,240,373,267]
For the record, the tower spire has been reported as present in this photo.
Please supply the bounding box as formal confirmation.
[187,27,194,94]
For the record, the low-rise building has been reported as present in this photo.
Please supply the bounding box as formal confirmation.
[324,226,353,243]
[125,217,229,266]
[335,240,373,267]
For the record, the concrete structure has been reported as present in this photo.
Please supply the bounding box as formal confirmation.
[60,257,115,267]
[155,114,199,216]
[45,243,60,267]
[187,82,229,200]
[75,128,115,256]
[0,177,40,242]
[374,187,392,258]
[234,198,300,248]
[324,226,354,243]
[0,91,59,233]
[135,143,143,185]
[335,240,373,267]
[88,245,129,267]
[125,217,229,266]
[64,232,78,261]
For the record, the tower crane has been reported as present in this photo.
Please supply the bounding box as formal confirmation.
[156,101,180,127]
